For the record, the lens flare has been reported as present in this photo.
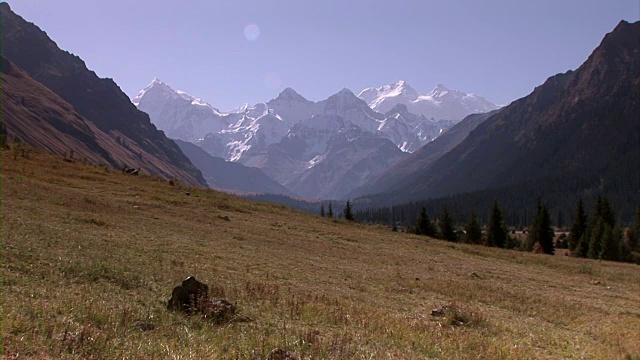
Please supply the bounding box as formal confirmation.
[244,23,260,41]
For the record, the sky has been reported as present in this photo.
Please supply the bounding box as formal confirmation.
[6,0,639,110]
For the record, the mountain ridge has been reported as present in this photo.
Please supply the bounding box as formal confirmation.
[134,80,463,198]
[357,80,498,120]
[358,20,640,207]
[0,3,207,186]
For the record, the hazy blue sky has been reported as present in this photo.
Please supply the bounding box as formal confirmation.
[7,0,639,110]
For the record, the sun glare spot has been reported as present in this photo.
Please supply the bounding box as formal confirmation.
[244,23,260,41]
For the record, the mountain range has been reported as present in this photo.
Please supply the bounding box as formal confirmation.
[134,78,496,198]
[4,1,636,215]
[358,81,498,121]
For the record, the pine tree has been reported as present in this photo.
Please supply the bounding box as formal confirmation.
[327,201,333,218]
[599,225,621,261]
[575,234,589,258]
[586,196,617,259]
[344,199,354,221]
[526,198,555,254]
[587,218,606,259]
[595,196,616,227]
[415,206,436,237]
[464,210,483,244]
[537,200,555,255]
[568,199,587,252]
[439,206,457,242]
[487,200,508,248]
[320,203,325,217]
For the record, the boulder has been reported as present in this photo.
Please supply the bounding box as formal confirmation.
[167,276,210,312]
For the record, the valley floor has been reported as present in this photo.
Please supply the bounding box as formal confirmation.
[2,147,639,359]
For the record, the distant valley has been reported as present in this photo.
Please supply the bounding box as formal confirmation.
[1,0,637,224]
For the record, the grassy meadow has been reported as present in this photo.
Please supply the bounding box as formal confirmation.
[2,147,640,359]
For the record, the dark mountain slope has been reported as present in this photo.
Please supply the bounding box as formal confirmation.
[368,20,639,205]
[174,140,296,196]
[350,110,499,198]
[1,56,211,181]
[0,3,206,186]
[1,56,116,165]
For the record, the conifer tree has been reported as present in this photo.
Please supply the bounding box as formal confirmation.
[487,200,508,248]
[464,210,483,244]
[320,203,325,217]
[568,199,587,252]
[595,196,616,227]
[415,206,436,237]
[599,225,621,261]
[327,201,333,218]
[586,196,616,259]
[587,218,606,259]
[534,199,555,255]
[439,206,457,242]
[344,199,354,221]
[575,234,589,258]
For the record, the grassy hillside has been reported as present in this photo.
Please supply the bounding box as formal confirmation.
[2,146,639,359]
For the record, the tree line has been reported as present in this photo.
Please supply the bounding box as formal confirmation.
[319,200,354,221]
[355,196,640,264]
[356,169,639,229]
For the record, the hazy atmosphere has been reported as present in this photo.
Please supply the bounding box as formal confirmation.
[8,0,639,109]
[2,0,640,358]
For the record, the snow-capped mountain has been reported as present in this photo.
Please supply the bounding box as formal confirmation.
[133,78,230,141]
[265,87,316,126]
[219,103,290,161]
[285,127,407,199]
[380,104,455,152]
[358,81,498,121]
[135,79,292,161]
[133,79,496,199]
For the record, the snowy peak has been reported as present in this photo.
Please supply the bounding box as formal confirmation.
[358,80,420,107]
[271,87,309,103]
[386,80,420,98]
[320,87,377,117]
[132,77,174,106]
[229,103,250,113]
[322,87,365,108]
[424,83,462,99]
[435,83,449,91]
[359,81,498,121]
[132,78,228,141]
[337,87,356,97]
[133,78,220,112]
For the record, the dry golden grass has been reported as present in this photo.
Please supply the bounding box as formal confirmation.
[2,147,640,359]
